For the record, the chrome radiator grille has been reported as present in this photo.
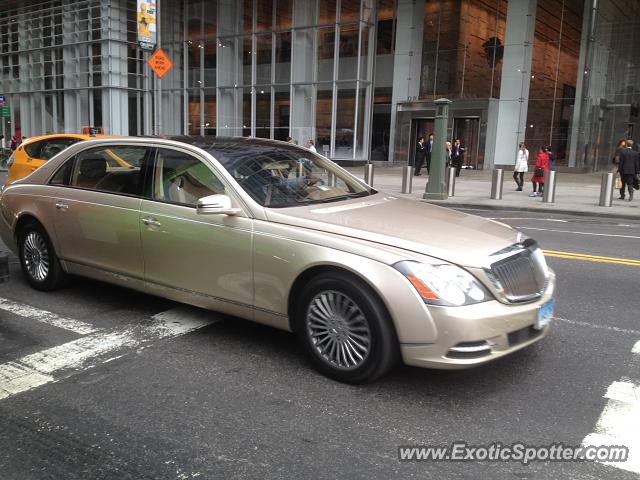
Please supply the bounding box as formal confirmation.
[488,244,548,302]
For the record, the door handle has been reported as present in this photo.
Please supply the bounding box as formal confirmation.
[55,202,69,210]
[142,217,161,227]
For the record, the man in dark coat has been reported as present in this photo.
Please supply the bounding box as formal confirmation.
[618,140,640,201]
[425,133,434,174]
[451,138,465,177]
[414,136,426,176]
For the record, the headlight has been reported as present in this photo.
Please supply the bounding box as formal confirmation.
[394,260,491,307]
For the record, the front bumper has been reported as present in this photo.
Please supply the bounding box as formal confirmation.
[400,273,555,369]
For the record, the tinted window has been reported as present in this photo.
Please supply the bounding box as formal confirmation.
[69,146,149,196]
[153,148,226,206]
[40,138,81,160]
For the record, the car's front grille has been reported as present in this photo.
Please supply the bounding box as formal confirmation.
[487,242,548,303]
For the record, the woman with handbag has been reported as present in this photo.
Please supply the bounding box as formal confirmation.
[514,143,529,191]
[529,147,549,197]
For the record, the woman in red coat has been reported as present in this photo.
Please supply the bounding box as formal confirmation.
[529,147,549,197]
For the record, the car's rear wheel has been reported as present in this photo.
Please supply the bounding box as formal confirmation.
[296,272,399,384]
[18,221,68,291]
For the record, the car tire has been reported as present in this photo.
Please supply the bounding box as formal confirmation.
[18,221,68,291]
[296,271,399,384]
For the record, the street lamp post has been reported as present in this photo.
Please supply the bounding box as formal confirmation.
[424,98,451,200]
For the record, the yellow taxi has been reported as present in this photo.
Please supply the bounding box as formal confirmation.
[6,133,129,185]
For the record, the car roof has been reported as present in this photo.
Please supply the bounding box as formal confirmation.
[20,133,116,145]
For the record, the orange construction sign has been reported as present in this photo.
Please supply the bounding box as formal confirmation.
[147,48,173,79]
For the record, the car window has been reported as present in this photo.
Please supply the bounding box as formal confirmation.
[69,146,149,196]
[153,148,226,206]
[39,138,81,160]
[24,140,44,158]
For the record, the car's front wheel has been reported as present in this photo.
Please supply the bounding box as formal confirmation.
[18,221,68,291]
[296,272,399,384]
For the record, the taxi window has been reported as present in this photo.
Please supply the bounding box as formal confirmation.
[40,138,81,160]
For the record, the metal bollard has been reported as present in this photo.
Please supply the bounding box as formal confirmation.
[599,172,615,207]
[0,251,8,284]
[446,167,456,197]
[490,169,504,200]
[542,170,557,203]
[401,165,413,193]
[364,163,374,186]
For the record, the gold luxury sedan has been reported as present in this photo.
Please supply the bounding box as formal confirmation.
[0,137,555,383]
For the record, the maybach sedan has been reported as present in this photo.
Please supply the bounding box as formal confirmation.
[0,137,555,383]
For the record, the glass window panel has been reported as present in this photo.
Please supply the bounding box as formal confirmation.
[340,0,361,22]
[319,0,337,25]
[433,49,460,97]
[275,0,292,30]
[204,89,217,136]
[217,37,239,87]
[256,34,272,84]
[243,0,254,34]
[243,35,252,86]
[187,0,203,40]
[203,0,217,41]
[361,0,374,24]
[274,84,290,141]
[256,88,271,138]
[243,88,252,136]
[315,85,332,155]
[275,32,291,83]
[256,0,274,31]
[203,39,216,88]
[355,85,367,158]
[188,41,202,88]
[359,23,370,81]
[317,27,335,82]
[338,23,359,81]
[335,83,356,159]
[188,89,201,135]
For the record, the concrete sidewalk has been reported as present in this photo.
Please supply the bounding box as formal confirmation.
[345,167,640,220]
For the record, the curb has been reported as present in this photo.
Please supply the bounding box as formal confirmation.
[422,201,640,221]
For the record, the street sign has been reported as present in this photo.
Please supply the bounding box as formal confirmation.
[0,95,5,106]
[0,106,10,118]
[147,48,173,79]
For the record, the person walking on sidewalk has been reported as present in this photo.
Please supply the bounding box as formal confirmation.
[414,136,426,176]
[514,142,529,191]
[612,138,626,194]
[529,147,549,197]
[618,139,640,201]
[451,138,465,177]
[425,133,434,174]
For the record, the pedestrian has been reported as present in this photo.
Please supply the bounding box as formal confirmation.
[513,142,529,191]
[617,139,640,201]
[414,136,426,176]
[307,139,317,153]
[613,139,626,193]
[451,138,465,177]
[425,133,434,174]
[8,135,17,151]
[529,147,549,197]
[445,141,452,168]
[286,136,294,144]
[546,145,556,171]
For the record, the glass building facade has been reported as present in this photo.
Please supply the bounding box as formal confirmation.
[0,0,638,170]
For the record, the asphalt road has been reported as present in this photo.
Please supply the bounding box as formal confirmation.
[0,174,639,479]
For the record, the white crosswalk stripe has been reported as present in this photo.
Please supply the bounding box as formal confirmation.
[0,296,100,335]
[583,342,640,474]
[0,305,217,401]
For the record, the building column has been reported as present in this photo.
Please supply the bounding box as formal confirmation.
[63,2,90,133]
[388,0,425,163]
[101,1,129,135]
[488,0,536,168]
[160,0,183,135]
[290,0,317,145]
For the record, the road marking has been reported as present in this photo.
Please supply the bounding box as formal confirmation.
[554,316,640,336]
[583,343,640,473]
[521,226,640,240]
[543,250,640,267]
[0,297,100,335]
[0,306,217,401]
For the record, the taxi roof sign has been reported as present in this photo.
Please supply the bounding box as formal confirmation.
[147,48,173,79]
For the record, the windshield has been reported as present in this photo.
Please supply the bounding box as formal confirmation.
[204,142,374,207]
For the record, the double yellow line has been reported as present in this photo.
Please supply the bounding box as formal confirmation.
[543,250,640,267]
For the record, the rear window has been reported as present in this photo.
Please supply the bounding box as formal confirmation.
[40,138,81,160]
[24,141,44,158]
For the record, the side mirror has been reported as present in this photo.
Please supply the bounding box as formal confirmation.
[196,194,242,215]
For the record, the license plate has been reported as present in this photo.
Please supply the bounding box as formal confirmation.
[535,299,555,330]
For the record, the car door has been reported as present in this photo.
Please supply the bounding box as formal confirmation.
[140,146,254,318]
[50,144,152,280]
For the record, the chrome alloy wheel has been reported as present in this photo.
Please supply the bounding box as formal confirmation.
[306,290,371,370]
[23,231,50,282]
